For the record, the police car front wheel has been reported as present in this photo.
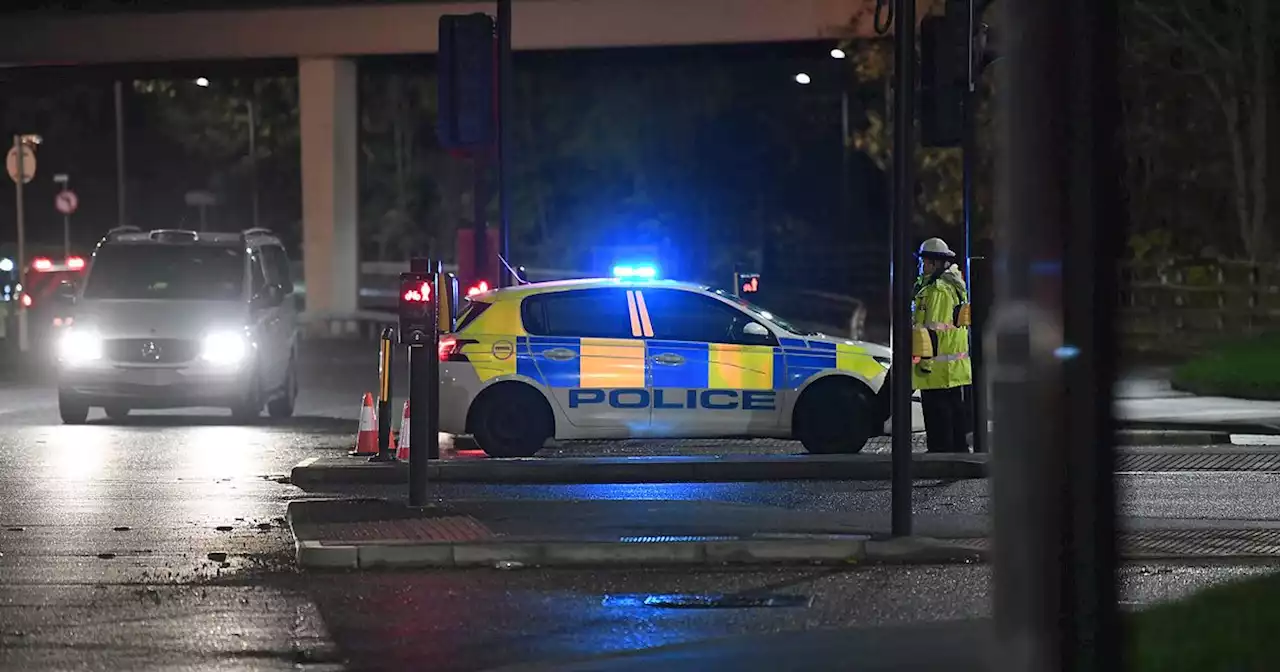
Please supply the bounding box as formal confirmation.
[471,383,554,459]
[794,379,876,454]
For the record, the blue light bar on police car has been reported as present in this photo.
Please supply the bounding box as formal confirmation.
[612,264,657,279]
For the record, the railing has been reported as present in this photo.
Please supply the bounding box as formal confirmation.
[1120,259,1280,355]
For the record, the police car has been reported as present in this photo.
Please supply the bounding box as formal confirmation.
[439,278,893,457]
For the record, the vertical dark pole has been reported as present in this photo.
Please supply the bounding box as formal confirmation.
[408,258,430,507]
[889,0,917,538]
[1064,0,1122,665]
[372,327,395,462]
[114,81,126,228]
[248,97,260,231]
[496,0,514,286]
[991,0,1120,668]
[473,157,489,287]
[840,88,850,238]
[427,271,442,461]
[963,0,988,454]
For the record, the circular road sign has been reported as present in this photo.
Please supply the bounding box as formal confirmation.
[6,145,35,184]
[55,190,78,215]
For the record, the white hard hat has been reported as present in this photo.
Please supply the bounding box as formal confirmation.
[917,237,955,259]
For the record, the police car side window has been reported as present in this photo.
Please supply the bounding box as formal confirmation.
[522,288,635,339]
[643,289,776,345]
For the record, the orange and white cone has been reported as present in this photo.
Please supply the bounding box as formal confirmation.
[349,392,379,456]
[395,400,411,461]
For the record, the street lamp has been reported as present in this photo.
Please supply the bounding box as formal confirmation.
[794,72,812,85]
[195,77,210,87]
[831,47,847,59]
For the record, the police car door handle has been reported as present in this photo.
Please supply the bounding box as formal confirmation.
[542,348,577,362]
[651,353,684,366]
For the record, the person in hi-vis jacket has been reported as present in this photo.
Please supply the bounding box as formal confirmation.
[910,237,973,453]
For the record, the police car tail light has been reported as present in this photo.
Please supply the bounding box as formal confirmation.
[438,335,458,362]
[32,257,52,272]
[66,256,85,271]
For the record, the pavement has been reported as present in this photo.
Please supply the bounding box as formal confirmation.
[1116,366,1280,433]
[2,343,1280,670]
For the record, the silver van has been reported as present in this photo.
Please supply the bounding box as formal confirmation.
[55,227,299,424]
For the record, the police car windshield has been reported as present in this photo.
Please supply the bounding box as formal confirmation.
[83,245,244,301]
[711,289,814,335]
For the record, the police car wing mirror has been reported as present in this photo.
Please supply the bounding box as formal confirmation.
[743,322,769,338]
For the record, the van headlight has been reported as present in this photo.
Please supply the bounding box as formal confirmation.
[58,329,103,365]
[201,331,248,365]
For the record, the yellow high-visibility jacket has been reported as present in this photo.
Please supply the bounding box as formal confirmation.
[911,266,973,391]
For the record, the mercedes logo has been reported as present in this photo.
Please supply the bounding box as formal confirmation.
[141,340,162,361]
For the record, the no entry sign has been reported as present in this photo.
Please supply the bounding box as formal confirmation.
[55,190,78,215]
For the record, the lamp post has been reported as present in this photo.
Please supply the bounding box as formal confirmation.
[195,77,258,230]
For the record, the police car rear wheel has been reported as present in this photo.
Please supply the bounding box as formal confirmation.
[472,384,552,458]
[795,380,875,454]
[104,404,130,421]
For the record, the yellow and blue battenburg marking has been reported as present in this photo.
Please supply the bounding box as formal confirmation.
[511,335,883,393]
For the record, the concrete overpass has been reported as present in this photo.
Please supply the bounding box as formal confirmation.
[0,0,882,319]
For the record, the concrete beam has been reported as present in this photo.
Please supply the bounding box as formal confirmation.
[0,0,876,65]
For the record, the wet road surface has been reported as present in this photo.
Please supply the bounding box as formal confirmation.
[0,339,1275,670]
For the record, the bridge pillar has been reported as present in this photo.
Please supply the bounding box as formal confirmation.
[298,56,358,319]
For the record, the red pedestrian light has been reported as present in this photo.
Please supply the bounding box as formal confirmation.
[403,281,432,303]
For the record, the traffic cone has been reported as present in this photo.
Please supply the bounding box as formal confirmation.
[395,400,411,461]
[349,392,379,456]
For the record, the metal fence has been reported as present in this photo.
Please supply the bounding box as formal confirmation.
[1120,259,1280,355]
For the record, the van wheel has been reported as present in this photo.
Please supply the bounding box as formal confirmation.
[59,392,89,425]
[794,379,876,454]
[231,372,262,423]
[267,360,298,419]
[471,384,553,458]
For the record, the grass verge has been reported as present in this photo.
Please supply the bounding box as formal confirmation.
[1171,334,1280,399]
[1130,571,1280,671]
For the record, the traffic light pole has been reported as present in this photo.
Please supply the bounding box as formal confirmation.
[496,0,513,286]
[991,0,1121,667]
[889,0,917,538]
[405,258,440,507]
[963,0,988,454]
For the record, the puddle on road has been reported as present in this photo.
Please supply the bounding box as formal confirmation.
[603,593,813,609]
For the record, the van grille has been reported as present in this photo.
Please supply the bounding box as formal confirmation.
[105,338,200,364]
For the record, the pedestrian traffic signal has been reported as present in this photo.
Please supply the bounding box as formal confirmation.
[733,271,761,297]
[437,13,496,150]
[920,8,968,148]
[398,272,437,345]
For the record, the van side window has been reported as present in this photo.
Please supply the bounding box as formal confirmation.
[249,252,267,296]
[260,245,292,292]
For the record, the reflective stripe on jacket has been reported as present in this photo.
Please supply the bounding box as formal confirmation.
[911,270,973,391]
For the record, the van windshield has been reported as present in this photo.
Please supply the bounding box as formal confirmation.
[83,245,245,301]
